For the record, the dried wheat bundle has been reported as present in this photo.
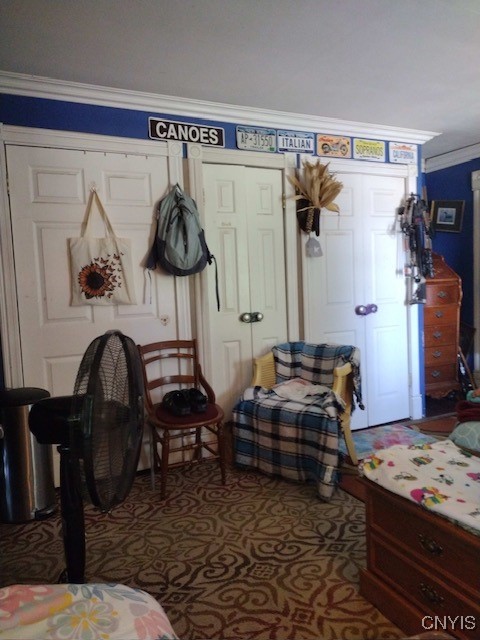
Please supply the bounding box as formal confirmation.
[288,160,343,233]
[288,159,343,212]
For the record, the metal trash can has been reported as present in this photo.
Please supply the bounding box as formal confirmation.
[0,387,56,523]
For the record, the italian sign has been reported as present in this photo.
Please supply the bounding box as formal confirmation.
[149,117,225,147]
[277,130,314,153]
[236,126,277,152]
[317,134,351,158]
[353,139,386,162]
[389,142,418,165]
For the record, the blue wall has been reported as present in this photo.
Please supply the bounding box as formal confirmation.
[425,158,480,329]
[0,94,242,148]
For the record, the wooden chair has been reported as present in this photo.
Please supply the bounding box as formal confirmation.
[137,339,226,499]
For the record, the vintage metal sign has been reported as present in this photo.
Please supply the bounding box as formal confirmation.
[149,117,225,147]
[389,142,418,165]
[236,126,277,152]
[317,134,351,158]
[277,130,314,153]
[353,138,386,162]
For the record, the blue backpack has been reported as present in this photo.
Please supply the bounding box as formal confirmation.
[147,184,219,308]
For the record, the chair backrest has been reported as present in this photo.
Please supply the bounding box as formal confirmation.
[299,343,359,386]
[273,341,362,407]
[137,339,212,412]
[272,341,304,382]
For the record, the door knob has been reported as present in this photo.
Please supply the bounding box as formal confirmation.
[355,304,377,316]
[239,312,264,323]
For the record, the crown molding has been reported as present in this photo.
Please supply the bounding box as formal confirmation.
[424,142,480,173]
[0,71,437,145]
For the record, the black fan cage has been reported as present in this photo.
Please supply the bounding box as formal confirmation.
[71,331,144,512]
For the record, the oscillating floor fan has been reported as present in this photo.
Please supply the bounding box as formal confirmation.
[29,330,144,583]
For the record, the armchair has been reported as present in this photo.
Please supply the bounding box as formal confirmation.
[232,342,363,500]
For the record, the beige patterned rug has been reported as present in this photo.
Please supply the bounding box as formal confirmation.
[1,462,403,639]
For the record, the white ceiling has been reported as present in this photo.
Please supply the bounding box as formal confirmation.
[1,0,480,159]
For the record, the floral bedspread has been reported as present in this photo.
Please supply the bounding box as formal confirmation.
[0,583,178,640]
[361,439,480,535]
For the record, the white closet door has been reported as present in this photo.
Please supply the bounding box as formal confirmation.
[7,144,181,478]
[202,163,288,417]
[304,170,410,428]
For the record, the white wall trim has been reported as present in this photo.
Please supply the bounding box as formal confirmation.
[0,71,437,146]
[472,170,480,375]
[0,124,170,156]
[425,143,480,173]
[0,126,23,386]
[167,140,191,340]
[317,157,416,178]
[405,168,423,420]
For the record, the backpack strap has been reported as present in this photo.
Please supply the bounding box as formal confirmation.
[207,251,220,311]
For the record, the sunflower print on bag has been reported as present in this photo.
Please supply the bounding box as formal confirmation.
[77,252,124,300]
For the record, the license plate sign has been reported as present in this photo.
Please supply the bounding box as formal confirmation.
[236,126,277,152]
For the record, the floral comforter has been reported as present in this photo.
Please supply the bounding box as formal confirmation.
[361,439,480,535]
[0,583,178,640]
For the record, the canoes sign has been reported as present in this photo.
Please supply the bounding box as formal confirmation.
[149,117,225,147]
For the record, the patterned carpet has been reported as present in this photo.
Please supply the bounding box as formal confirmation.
[0,462,404,639]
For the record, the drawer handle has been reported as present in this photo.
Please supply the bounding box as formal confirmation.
[435,311,444,318]
[437,291,447,299]
[433,331,442,339]
[420,582,444,605]
[433,350,442,359]
[418,533,443,556]
[431,370,441,378]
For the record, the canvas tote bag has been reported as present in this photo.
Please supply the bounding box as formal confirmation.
[69,189,137,306]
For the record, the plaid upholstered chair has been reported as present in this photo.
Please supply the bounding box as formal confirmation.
[232,342,363,500]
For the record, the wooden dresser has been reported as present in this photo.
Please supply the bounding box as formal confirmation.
[359,479,480,639]
[424,253,462,398]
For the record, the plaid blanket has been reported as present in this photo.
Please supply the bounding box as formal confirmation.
[274,342,363,410]
[232,342,362,500]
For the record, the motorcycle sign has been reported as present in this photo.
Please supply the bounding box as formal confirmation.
[317,134,351,157]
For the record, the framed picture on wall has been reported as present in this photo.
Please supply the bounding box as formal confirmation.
[431,200,465,233]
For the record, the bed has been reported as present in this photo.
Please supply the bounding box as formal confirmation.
[359,437,480,639]
[0,583,178,640]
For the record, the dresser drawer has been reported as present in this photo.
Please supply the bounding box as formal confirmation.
[426,283,460,306]
[370,536,480,638]
[425,364,457,386]
[367,482,480,590]
[424,305,458,326]
[425,344,458,367]
[424,324,458,347]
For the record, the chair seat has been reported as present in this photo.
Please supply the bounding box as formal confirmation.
[233,393,340,499]
[154,402,224,427]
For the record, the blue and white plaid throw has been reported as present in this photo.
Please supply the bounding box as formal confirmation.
[232,342,362,500]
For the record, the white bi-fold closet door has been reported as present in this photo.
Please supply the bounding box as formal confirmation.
[201,163,289,417]
[4,136,183,478]
[303,163,413,429]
